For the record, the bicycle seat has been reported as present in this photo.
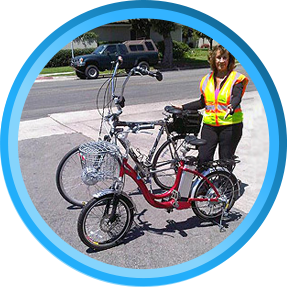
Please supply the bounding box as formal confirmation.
[164,105,183,114]
[185,135,207,146]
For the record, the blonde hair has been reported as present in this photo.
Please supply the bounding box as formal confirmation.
[208,45,236,73]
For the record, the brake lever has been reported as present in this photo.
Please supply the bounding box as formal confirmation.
[162,111,171,118]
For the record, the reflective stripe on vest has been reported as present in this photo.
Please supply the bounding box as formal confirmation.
[200,71,249,126]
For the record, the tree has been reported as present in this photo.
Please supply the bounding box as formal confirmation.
[71,31,98,58]
[193,30,213,49]
[73,31,98,47]
[182,25,193,43]
[129,19,152,39]
[151,20,178,67]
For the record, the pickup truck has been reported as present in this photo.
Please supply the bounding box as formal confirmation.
[71,39,159,79]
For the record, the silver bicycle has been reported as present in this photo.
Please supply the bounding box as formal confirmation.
[56,57,202,207]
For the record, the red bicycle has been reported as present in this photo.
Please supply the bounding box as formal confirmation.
[77,118,238,251]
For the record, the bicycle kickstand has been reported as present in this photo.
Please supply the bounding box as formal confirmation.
[213,203,230,232]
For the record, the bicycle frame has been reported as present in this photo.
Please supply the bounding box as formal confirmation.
[113,119,166,159]
[119,157,221,210]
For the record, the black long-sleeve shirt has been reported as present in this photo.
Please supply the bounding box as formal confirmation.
[182,82,244,112]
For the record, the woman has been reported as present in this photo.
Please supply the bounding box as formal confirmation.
[174,45,249,166]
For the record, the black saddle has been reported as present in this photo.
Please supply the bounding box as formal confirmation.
[164,105,183,115]
[185,135,207,146]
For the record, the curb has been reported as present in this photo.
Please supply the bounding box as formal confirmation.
[36,65,211,81]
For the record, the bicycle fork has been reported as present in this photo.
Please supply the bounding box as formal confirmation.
[108,195,119,223]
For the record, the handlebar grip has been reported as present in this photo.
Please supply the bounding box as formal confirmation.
[132,124,155,132]
[154,71,163,81]
[138,124,155,130]
[135,67,163,81]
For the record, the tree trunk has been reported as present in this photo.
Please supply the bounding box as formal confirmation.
[162,34,173,67]
[209,39,213,50]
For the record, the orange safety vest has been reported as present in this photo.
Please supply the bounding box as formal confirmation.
[200,71,249,126]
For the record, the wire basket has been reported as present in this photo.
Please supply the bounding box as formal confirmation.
[79,141,122,186]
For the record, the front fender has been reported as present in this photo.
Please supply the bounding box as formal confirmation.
[93,188,116,199]
[93,189,137,212]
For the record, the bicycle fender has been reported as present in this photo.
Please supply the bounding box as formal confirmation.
[190,167,229,198]
[92,189,137,212]
[92,188,116,199]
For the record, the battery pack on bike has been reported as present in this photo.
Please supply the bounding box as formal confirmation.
[178,164,195,199]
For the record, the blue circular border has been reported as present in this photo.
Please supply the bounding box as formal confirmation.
[1,1,286,286]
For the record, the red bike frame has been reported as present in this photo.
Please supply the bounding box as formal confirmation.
[119,158,221,210]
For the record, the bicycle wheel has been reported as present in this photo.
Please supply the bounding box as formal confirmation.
[191,171,235,221]
[78,194,134,250]
[152,135,198,190]
[56,146,121,207]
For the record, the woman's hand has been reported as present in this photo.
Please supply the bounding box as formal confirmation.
[224,104,234,119]
[170,103,183,110]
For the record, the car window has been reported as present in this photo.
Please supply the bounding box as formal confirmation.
[94,45,106,54]
[129,44,144,51]
[129,45,137,52]
[106,45,117,54]
[136,45,144,51]
[145,41,155,51]
[118,45,128,55]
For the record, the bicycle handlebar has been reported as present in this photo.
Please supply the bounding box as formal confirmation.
[112,57,163,111]
[133,66,163,81]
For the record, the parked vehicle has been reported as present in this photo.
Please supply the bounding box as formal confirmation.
[71,39,159,79]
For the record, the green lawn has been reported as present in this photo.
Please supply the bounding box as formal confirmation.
[40,66,75,74]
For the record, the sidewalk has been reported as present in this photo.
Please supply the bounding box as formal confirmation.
[36,72,76,82]
[19,91,269,214]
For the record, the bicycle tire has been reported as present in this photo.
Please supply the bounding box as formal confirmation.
[56,145,121,207]
[56,146,82,206]
[191,171,236,221]
[152,135,198,190]
[77,194,134,250]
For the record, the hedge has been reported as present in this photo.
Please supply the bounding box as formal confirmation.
[156,40,191,60]
[45,48,95,68]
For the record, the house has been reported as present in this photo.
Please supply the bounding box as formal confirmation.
[62,20,182,49]
[93,20,182,43]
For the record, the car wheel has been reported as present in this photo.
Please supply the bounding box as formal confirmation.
[85,65,99,79]
[76,71,87,79]
[138,61,150,71]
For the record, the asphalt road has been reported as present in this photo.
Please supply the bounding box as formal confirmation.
[22,65,255,120]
